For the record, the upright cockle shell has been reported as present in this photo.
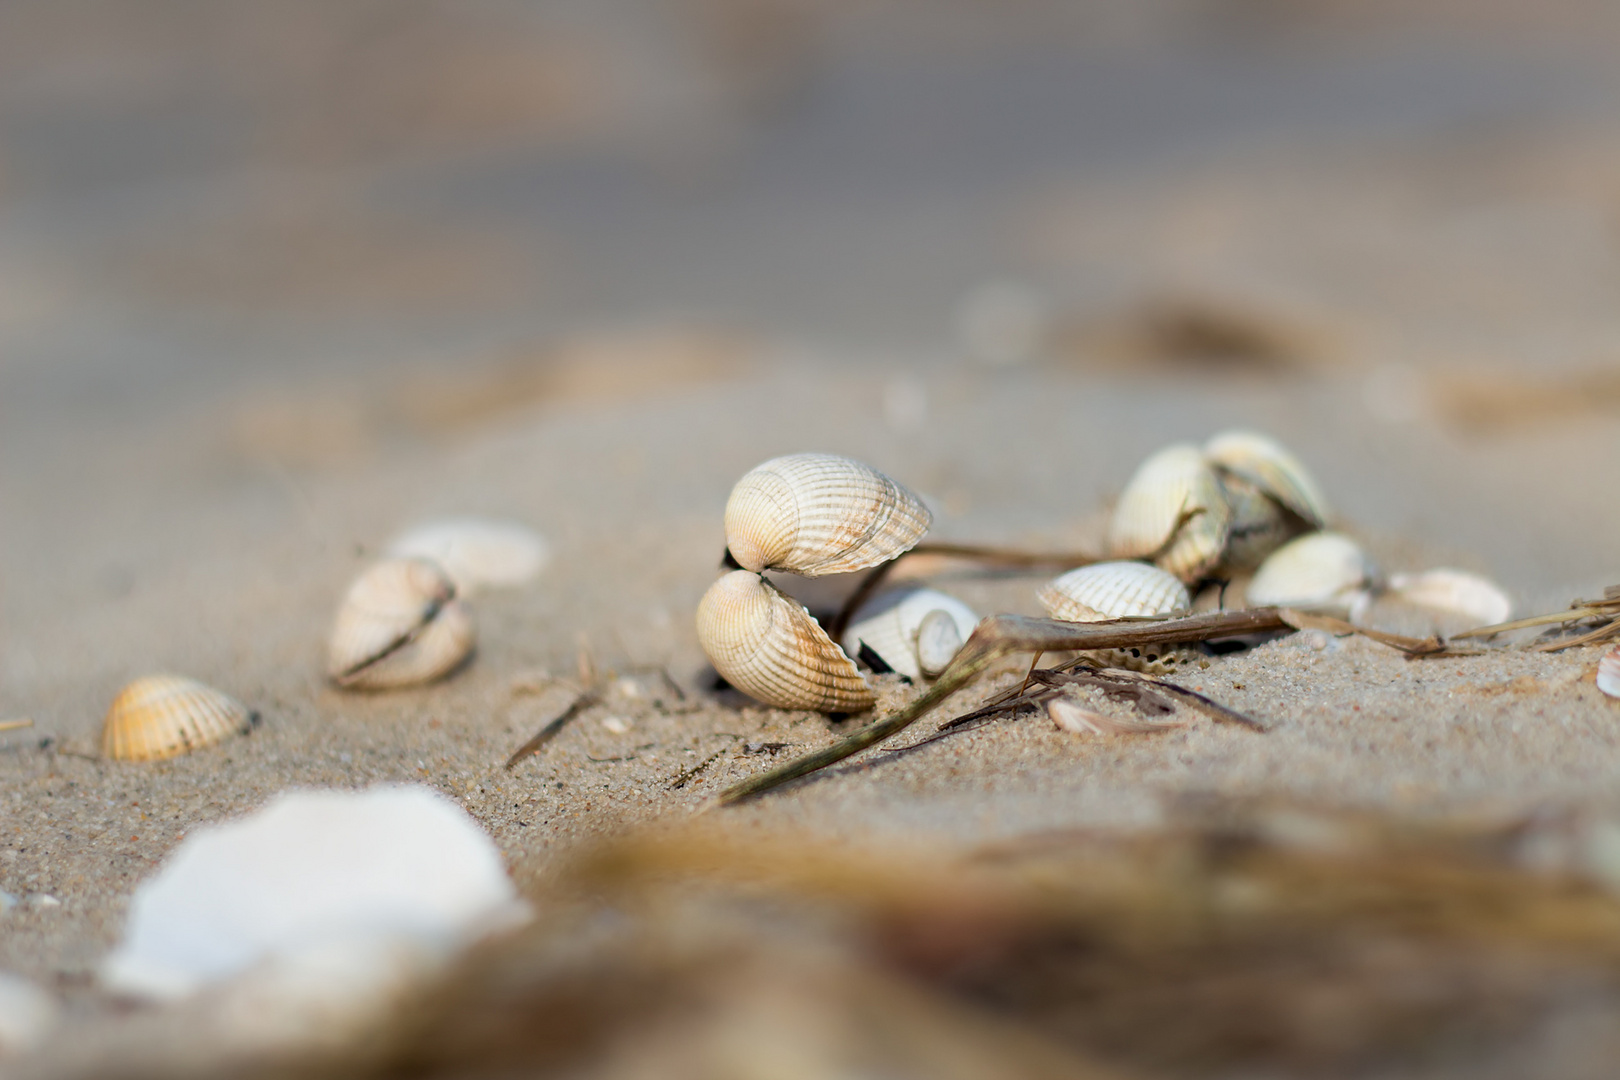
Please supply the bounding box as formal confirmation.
[1247,532,1380,618]
[1387,568,1512,627]
[102,675,255,762]
[1038,561,1190,622]
[697,570,875,712]
[385,518,547,596]
[328,558,475,691]
[1107,444,1231,583]
[724,453,932,576]
[1203,430,1329,527]
[841,586,979,681]
[1598,645,1620,701]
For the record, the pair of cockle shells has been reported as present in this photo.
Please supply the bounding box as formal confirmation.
[696,453,971,712]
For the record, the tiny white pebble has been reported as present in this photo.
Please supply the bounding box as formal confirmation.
[601,716,630,735]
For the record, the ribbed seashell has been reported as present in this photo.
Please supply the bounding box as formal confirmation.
[1107,444,1231,583]
[1247,532,1380,618]
[723,453,932,576]
[385,518,547,596]
[841,586,978,681]
[1203,430,1330,527]
[101,675,255,762]
[328,558,475,690]
[1598,645,1620,700]
[1386,568,1512,627]
[1037,561,1190,622]
[697,570,875,712]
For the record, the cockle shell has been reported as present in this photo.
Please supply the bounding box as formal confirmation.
[1387,568,1512,627]
[1107,444,1231,583]
[697,570,875,712]
[1247,532,1380,618]
[328,558,475,691]
[1203,430,1329,527]
[1037,561,1190,623]
[102,675,255,762]
[723,453,932,577]
[841,586,979,681]
[1598,645,1620,700]
[385,518,547,596]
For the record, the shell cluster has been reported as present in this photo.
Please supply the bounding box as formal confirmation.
[697,453,940,712]
[101,675,256,763]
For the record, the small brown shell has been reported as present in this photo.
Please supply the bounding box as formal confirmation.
[1038,561,1190,622]
[1107,444,1231,583]
[102,675,254,762]
[1203,429,1329,527]
[723,453,932,576]
[696,570,875,712]
[327,558,475,691]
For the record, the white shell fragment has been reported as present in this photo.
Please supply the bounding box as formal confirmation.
[1387,568,1512,627]
[1598,645,1620,701]
[101,785,525,1003]
[1038,561,1190,623]
[101,675,255,763]
[385,518,547,596]
[697,570,876,712]
[841,586,979,681]
[0,973,59,1056]
[1107,444,1231,583]
[724,453,932,577]
[327,558,475,690]
[1248,532,1380,618]
[1047,697,1183,735]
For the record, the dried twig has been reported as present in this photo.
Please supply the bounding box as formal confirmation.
[504,690,596,770]
[0,718,34,734]
[1277,609,1481,657]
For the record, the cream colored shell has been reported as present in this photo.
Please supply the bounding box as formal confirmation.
[327,558,475,690]
[1203,429,1329,527]
[385,518,547,596]
[102,675,254,762]
[1107,444,1231,583]
[697,570,875,712]
[723,453,932,576]
[1598,645,1620,700]
[1387,568,1512,627]
[841,586,978,681]
[1247,532,1379,617]
[1038,561,1190,622]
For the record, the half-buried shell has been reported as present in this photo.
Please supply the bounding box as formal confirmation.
[841,586,978,681]
[1107,444,1231,583]
[385,518,548,596]
[697,570,875,712]
[328,558,475,691]
[723,453,932,576]
[1038,561,1190,623]
[1386,568,1512,627]
[102,675,255,762]
[1247,532,1380,619]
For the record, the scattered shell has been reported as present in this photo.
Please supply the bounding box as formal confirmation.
[697,570,875,712]
[1107,444,1231,583]
[1387,568,1512,627]
[101,675,255,762]
[1248,532,1380,618]
[841,586,979,681]
[1598,645,1620,701]
[1037,561,1190,622]
[385,518,547,595]
[1203,429,1330,527]
[328,559,475,691]
[724,453,932,576]
[1048,696,1183,735]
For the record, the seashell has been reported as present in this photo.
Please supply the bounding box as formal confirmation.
[385,518,547,596]
[697,570,875,712]
[328,558,475,691]
[1247,532,1380,618]
[101,675,255,762]
[1598,645,1620,701]
[1048,696,1183,735]
[1107,444,1231,583]
[1387,568,1512,627]
[841,586,979,681]
[724,453,932,577]
[1203,429,1330,527]
[1037,561,1190,623]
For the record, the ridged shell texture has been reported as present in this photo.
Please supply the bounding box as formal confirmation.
[841,586,978,681]
[724,453,932,576]
[328,558,475,690]
[102,675,252,762]
[1038,561,1190,623]
[1599,645,1620,701]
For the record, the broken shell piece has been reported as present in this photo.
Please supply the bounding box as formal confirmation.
[385,518,547,596]
[1203,429,1329,527]
[1387,568,1512,627]
[1038,561,1190,623]
[698,571,876,712]
[841,586,979,681]
[1248,532,1380,619]
[328,559,475,691]
[1598,645,1620,700]
[1107,444,1231,583]
[102,675,256,762]
[723,453,932,576]
[1047,696,1183,735]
